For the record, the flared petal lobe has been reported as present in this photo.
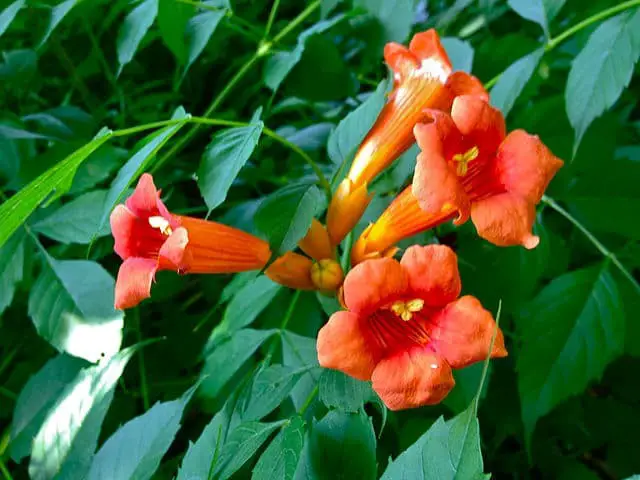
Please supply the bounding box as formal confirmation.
[317,311,379,381]
[427,296,507,369]
[371,347,454,410]
[114,258,158,310]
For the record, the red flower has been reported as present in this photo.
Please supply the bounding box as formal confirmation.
[352,96,563,264]
[317,245,507,410]
[110,174,323,309]
[327,29,487,245]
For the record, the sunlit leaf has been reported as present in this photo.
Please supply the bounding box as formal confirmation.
[28,254,124,363]
[0,229,25,314]
[517,264,624,446]
[86,384,197,480]
[116,0,159,75]
[39,0,82,47]
[0,0,25,38]
[318,369,374,412]
[507,0,551,36]
[252,416,305,480]
[490,48,544,116]
[441,37,474,73]
[184,7,226,75]
[354,0,413,43]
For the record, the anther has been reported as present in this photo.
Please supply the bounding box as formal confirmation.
[148,216,172,236]
[453,146,479,176]
[390,298,425,321]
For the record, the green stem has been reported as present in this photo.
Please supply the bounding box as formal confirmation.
[263,0,282,40]
[0,387,16,402]
[0,459,13,480]
[271,0,320,44]
[132,309,150,411]
[485,0,640,89]
[0,346,19,378]
[299,384,319,414]
[542,195,640,295]
[474,300,501,415]
[113,118,188,137]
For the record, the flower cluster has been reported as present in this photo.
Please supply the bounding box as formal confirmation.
[109,29,562,411]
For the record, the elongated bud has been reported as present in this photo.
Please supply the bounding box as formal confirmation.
[265,252,316,290]
[311,259,344,293]
[326,179,373,246]
[299,219,334,261]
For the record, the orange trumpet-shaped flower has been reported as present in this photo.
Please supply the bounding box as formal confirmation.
[326,29,487,245]
[110,174,319,309]
[317,245,507,410]
[352,96,563,264]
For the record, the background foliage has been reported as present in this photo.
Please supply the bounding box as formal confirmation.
[1,0,640,478]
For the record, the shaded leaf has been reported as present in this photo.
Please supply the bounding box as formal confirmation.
[10,354,89,462]
[507,0,550,36]
[40,0,81,47]
[566,9,640,150]
[68,145,127,195]
[184,8,226,74]
[490,48,544,116]
[354,0,413,43]
[28,255,124,363]
[86,385,197,480]
[117,0,159,75]
[517,264,624,445]
[0,229,24,314]
[281,332,319,410]
[0,0,25,38]
[319,369,374,412]
[253,416,305,480]
[158,0,193,64]
[255,183,325,257]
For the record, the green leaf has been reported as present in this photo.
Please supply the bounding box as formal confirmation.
[116,0,159,75]
[86,385,197,480]
[517,264,625,445]
[198,116,264,212]
[321,0,342,18]
[158,0,193,64]
[10,354,89,462]
[39,0,81,47]
[444,363,491,414]
[32,190,111,244]
[566,9,640,151]
[98,110,188,235]
[29,345,141,480]
[301,410,376,479]
[382,400,487,479]
[319,369,374,412]
[68,145,127,195]
[184,8,226,75]
[255,183,325,257]
[0,0,25,38]
[490,48,544,116]
[208,275,281,348]
[252,416,305,480]
[200,329,277,399]
[281,332,319,410]
[0,127,112,249]
[28,255,124,363]
[263,15,344,91]
[507,0,551,36]
[327,78,388,166]
[441,37,474,73]
[214,420,286,480]
[0,229,24,314]
[241,365,312,421]
[177,403,233,480]
[353,0,412,43]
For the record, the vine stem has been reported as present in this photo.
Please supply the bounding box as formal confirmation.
[0,459,13,480]
[484,0,640,89]
[542,195,640,295]
[132,308,150,411]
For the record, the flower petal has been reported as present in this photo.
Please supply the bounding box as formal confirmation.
[372,347,454,410]
[114,257,158,310]
[427,295,507,369]
[317,311,378,381]
[400,245,461,307]
[445,71,489,102]
[265,252,315,290]
[413,123,470,224]
[496,130,564,204]
[125,173,161,217]
[159,227,189,269]
[471,192,539,249]
[343,257,408,315]
[451,95,506,155]
[384,42,418,85]
[110,205,138,260]
[408,29,452,73]
[326,179,373,246]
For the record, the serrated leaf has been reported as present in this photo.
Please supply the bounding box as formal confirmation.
[517,264,624,445]
[327,78,388,167]
[28,255,124,363]
[353,0,412,43]
[32,190,111,244]
[10,354,89,462]
[214,420,286,480]
[441,37,474,73]
[200,329,277,399]
[176,401,234,480]
[507,0,550,36]
[0,229,25,314]
[319,369,374,412]
[116,0,159,75]
[39,0,81,47]
[381,401,486,479]
[184,8,226,75]
[255,183,325,257]
[158,0,193,64]
[97,109,188,235]
[198,117,263,212]
[566,9,640,151]
[301,410,376,479]
[86,385,197,480]
[252,416,305,480]
[241,365,312,421]
[263,15,344,91]
[281,332,319,410]
[0,0,25,38]
[490,48,544,116]
[0,127,112,249]
[29,345,141,480]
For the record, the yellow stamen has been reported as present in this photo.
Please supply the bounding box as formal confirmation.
[390,298,425,321]
[148,216,172,236]
[453,146,479,176]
